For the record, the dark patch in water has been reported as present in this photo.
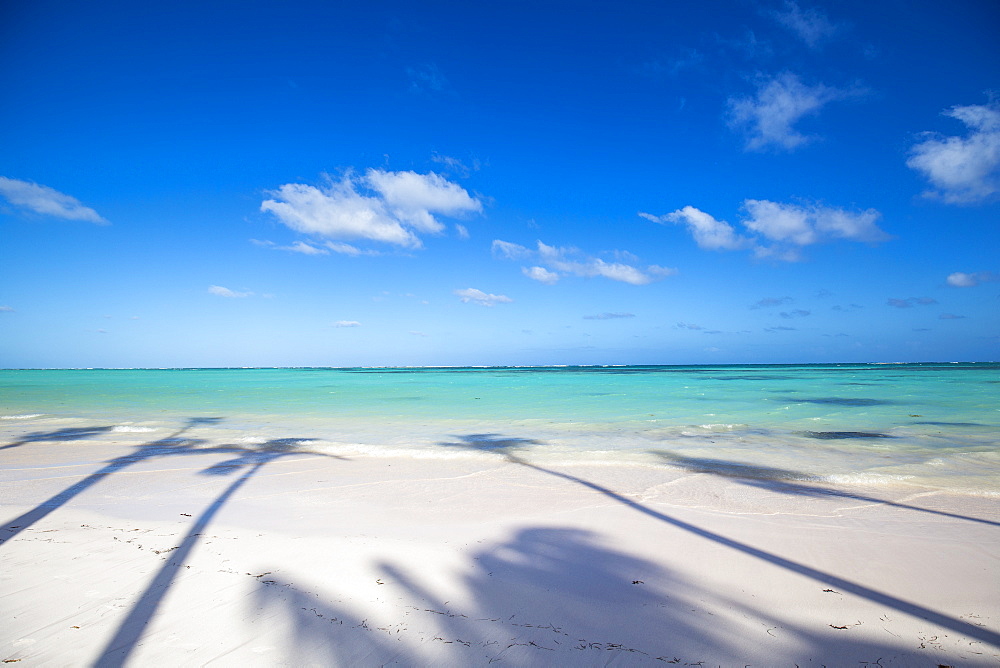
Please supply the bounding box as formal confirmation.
[912,421,985,427]
[839,382,879,386]
[711,375,792,381]
[801,431,893,440]
[782,397,892,407]
[651,451,808,481]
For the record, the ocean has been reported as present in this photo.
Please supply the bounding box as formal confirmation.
[2,364,998,495]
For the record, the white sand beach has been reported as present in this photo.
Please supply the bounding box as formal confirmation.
[2,434,999,666]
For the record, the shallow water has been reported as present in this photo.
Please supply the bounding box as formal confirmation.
[2,364,998,494]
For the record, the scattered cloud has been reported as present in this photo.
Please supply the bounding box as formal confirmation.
[455,224,470,239]
[947,271,1000,287]
[208,285,253,298]
[939,313,966,320]
[253,238,374,256]
[407,63,449,94]
[583,313,635,320]
[907,102,1000,203]
[769,1,839,48]
[646,199,887,261]
[765,325,797,332]
[454,288,513,307]
[0,306,13,312]
[431,153,479,178]
[676,322,704,330]
[522,266,560,285]
[261,170,482,250]
[641,208,749,251]
[0,176,108,224]
[333,320,361,328]
[494,239,677,285]
[326,241,375,256]
[727,73,851,151]
[284,241,329,255]
[831,303,863,311]
[887,297,937,308]
[780,309,811,318]
[751,296,793,309]
[744,199,888,245]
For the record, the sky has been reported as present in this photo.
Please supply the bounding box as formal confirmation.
[1,0,998,368]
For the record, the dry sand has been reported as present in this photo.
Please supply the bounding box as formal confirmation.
[2,435,999,666]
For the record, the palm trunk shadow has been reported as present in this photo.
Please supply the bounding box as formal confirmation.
[1,419,228,546]
[438,434,1000,650]
[91,437,343,666]
[92,462,264,667]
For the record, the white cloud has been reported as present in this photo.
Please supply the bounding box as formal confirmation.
[770,1,838,48]
[365,168,482,233]
[333,320,361,328]
[523,266,560,284]
[0,176,108,224]
[208,285,253,298]
[643,207,749,250]
[253,238,375,256]
[492,240,534,260]
[743,199,817,244]
[285,241,329,255]
[455,224,470,239]
[454,288,513,307]
[647,200,886,261]
[431,153,479,177]
[907,103,1000,203]
[947,271,999,287]
[494,239,675,285]
[261,170,481,250]
[746,199,887,245]
[727,73,845,151]
[0,306,13,312]
[583,312,635,320]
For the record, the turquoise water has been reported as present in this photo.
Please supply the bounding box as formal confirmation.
[2,364,998,494]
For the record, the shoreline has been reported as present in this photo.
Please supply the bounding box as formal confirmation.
[2,438,998,665]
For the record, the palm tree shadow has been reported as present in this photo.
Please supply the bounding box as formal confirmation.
[436,433,1000,649]
[252,527,922,664]
[0,425,116,451]
[1,417,230,546]
[437,433,541,464]
[94,436,346,667]
[376,527,698,661]
[649,450,1000,528]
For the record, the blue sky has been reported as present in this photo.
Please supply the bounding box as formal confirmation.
[1,0,998,368]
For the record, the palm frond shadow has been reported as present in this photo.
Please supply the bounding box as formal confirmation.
[436,433,1000,649]
[650,450,1000,528]
[253,526,927,664]
[0,425,116,451]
